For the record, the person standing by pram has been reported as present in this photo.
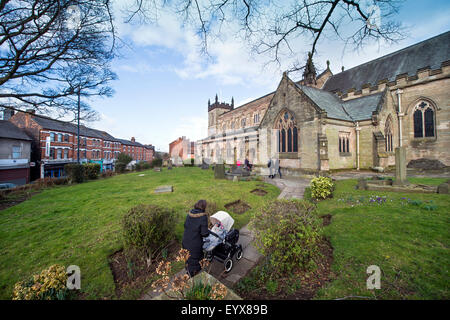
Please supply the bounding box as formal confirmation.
[182,200,209,277]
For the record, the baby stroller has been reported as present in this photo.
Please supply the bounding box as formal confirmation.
[203,211,243,273]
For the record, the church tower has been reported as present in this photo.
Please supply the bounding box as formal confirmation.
[207,94,233,136]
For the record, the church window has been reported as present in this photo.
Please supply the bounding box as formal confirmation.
[274,109,298,153]
[241,118,246,127]
[339,132,350,154]
[413,101,435,138]
[385,117,393,152]
[254,113,260,124]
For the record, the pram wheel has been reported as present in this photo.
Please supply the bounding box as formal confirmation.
[235,248,243,261]
[224,257,233,273]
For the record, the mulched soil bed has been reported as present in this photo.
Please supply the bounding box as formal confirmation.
[320,214,332,226]
[235,237,334,300]
[108,241,181,298]
[224,200,251,214]
[250,188,268,196]
[0,191,40,211]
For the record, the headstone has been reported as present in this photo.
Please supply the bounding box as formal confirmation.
[437,182,449,194]
[214,163,225,179]
[393,147,407,186]
[138,174,146,177]
[154,185,173,194]
[356,178,367,190]
[233,176,238,182]
[201,160,209,170]
[154,167,162,172]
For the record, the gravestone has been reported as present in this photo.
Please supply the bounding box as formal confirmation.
[437,182,449,194]
[201,160,209,170]
[154,167,162,172]
[214,163,225,179]
[154,185,173,194]
[393,147,407,186]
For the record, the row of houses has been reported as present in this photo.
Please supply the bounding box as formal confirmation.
[0,109,155,185]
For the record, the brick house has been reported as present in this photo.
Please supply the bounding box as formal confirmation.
[169,136,194,164]
[0,120,32,186]
[198,31,450,174]
[10,111,154,179]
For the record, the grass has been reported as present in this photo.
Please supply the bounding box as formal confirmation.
[0,167,279,300]
[313,178,450,300]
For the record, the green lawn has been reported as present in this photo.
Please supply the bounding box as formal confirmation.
[314,178,450,300]
[0,167,279,299]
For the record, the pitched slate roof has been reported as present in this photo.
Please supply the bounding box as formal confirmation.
[116,138,144,147]
[0,120,32,141]
[342,92,384,121]
[323,31,450,93]
[297,84,353,121]
[30,115,145,145]
[296,83,383,121]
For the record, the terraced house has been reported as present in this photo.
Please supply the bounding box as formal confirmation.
[9,110,155,179]
[197,31,450,175]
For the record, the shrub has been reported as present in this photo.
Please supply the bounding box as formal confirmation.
[35,177,68,188]
[250,200,322,274]
[141,162,151,170]
[134,162,142,171]
[115,162,127,173]
[151,158,163,168]
[84,163,101,180]
[64,164,85,183]
[12,264,70,300]
[101,170,115,178]
[122,204,176,266]
[310,176,335,200]
[117,153,132,166]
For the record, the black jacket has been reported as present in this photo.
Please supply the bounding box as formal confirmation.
[182,209,209,258]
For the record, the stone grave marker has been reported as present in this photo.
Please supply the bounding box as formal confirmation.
[214,163,225,179]
[154,185,173,194]
[393,147,407,186]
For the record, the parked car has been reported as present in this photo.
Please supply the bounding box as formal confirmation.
[0,183,16,190]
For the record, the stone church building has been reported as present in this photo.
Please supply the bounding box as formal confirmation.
[196,31,450,175]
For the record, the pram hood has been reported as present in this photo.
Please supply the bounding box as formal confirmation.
[210,211,234,232]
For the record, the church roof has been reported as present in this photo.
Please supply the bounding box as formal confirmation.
[323,31,450,93]
[296,83,383,121]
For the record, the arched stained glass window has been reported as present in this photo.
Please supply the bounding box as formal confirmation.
[413,109,423,138]
[424,108,434,137]
[274,109,298,153]
[413,101,435,138]
[287,128,292,152]
[293,127,298,152]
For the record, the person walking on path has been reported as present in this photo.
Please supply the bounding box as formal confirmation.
[268,158,274,178]
[182,200,209,277]
[274,158,282,179]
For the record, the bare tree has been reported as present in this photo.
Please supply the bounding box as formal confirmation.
[125,0,405,72]
[0,0,117,120]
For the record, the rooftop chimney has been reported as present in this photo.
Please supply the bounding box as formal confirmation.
[131,137,135,142]
[26,109,35,114]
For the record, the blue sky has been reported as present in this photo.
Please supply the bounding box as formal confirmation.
[89,0,450,152]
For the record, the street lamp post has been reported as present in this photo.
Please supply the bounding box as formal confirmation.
[77,86,81,164]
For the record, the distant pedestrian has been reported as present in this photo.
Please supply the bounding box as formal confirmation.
[274,158,282,179]
[268,158,274,178]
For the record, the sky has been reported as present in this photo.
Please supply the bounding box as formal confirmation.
[88,0,450,152]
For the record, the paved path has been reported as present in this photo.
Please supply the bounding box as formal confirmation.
[264,176,310,199]
[140,225,263,299]
[207,225,263,288]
